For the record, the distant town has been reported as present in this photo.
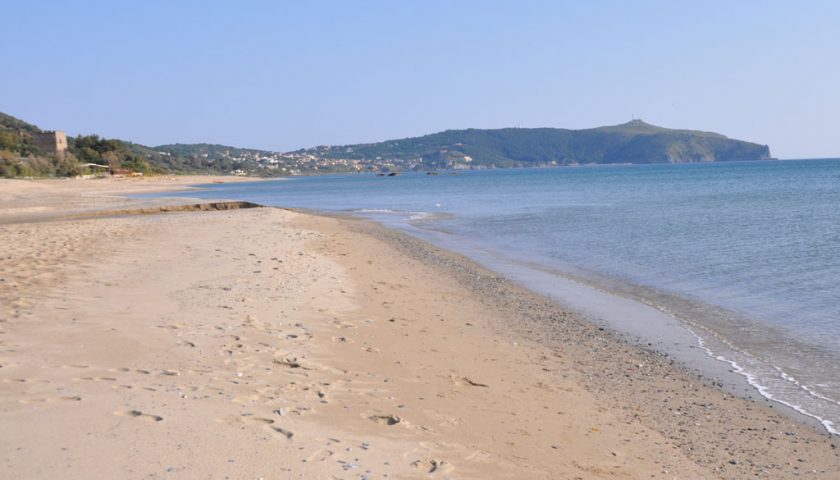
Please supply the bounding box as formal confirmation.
[154,145,447,176]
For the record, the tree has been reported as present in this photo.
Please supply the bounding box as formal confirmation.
[102,150,120,169]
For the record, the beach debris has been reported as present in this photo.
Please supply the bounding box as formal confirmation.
[273,356,305,369]
[462,377,489,387]
[369,414,401,426]
[448,375,489,387]
[411,458,447,474]
[269,425,294,439]
[115,410,163,422]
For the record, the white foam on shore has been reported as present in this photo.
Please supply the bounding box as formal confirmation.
[777,369,840,409]
[355,208,400,214]
[409,212,440,221]
[688,326,839,436]
[354,209,447,223]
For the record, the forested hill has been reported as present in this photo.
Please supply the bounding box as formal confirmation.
[298,120,772,170]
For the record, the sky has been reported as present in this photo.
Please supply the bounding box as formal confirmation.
[2,1,839,158]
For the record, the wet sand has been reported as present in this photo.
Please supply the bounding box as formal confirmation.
[0,177,837,479]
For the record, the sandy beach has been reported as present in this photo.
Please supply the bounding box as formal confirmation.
[1,177,838,479]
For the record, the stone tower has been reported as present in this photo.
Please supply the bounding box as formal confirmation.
[33,131,68,159]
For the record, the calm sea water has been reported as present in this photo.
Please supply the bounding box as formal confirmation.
[153,159,840,434]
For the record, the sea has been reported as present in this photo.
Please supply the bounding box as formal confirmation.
[148,159,840,435]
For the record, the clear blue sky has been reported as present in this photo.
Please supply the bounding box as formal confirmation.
[3,1,839,158]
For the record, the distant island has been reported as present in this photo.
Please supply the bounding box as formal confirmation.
[1,111,772,178]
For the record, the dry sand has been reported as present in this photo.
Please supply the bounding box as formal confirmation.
[0,177,837,479]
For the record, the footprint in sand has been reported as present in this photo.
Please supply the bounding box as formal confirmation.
[19,396,79,404]
[75,376,117,382]
[18,395,82,405]
[114,410,163,422]
[232,394,265,405]
[306,448,334,462]
[215,415,274,426]
[156,324,185,330]
[464,450,493,463]
[2,378,28,384]
[245,417,275,425]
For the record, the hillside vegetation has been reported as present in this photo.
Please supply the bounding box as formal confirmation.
[0,113,212,177]
[1,111,772,178]
[0,113,80,177]
[301,120,771,170]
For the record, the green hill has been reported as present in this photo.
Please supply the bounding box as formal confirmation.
[1,110,773,178]
[0,112,41,157]
[0,111,41,134]
[301,120,772,169]
[0,112,82,176]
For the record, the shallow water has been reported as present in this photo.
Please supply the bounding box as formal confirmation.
[147,159,840,434]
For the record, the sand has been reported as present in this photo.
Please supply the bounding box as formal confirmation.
[0,177,837,479]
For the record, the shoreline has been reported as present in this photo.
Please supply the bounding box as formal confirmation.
[378,219,840,436]
[1,177,838,478]
[181,173,839,440]
[106,179,840,439]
